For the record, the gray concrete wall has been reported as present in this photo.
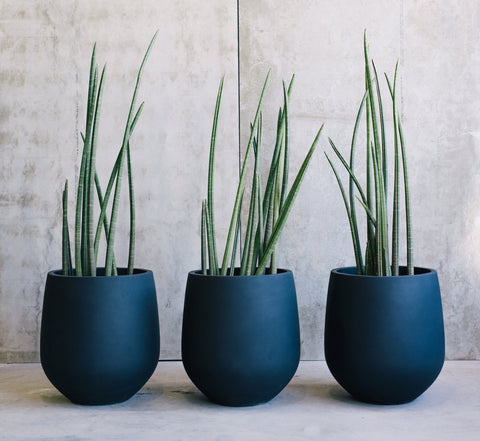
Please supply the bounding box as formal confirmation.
[0,0,479,362]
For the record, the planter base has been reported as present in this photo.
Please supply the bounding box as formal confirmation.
[182,269,300,407]
[40,268,160,405]
[325,266,445,405]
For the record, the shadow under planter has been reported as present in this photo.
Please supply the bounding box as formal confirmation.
[325,266,445,405]
[182,269,300,407]
[40,268,160,405]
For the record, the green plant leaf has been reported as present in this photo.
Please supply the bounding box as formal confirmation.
[229,188,244,276]
[204,201,218,275]
[348,91,368,274]
[201,200,207,275]
[206,77,223,274]
[355,195,377,227]
[74,47,97,276]
[328,138,369,208]
[325,153,365,274]
[86,65,106,276]
[256,125,322,275]
[94,150,120,265]
[126,142,135,275]
[94,170,116,272]
[280,81,290,207]
[244,115,262,275]
[62,180,73,276]
[372,60,387,196]
[386,67,414,275]
[105,32,157,276]
[220,72,270,275]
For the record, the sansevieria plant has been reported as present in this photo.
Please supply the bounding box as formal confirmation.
[61,33,157,277]
[326,32,413,276]
[201,73,323,276]
[182,74,322,406]
[323,34,445,406]
[41,34,161,406]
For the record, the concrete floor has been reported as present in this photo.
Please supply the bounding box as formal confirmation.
[0,361,478,441]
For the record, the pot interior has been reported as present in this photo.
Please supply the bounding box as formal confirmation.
[334,266,433,277]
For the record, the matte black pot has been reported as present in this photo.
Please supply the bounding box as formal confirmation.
[325,266,445,404]
[182,269,300,407]
[40,268,160,405]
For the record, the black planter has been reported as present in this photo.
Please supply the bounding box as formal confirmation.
[325,266,445,404]
[40,268,160,405]
[181,269,300,406]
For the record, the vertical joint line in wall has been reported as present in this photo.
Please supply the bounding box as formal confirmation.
[236,0,243,261]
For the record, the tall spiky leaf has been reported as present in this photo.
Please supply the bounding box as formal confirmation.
[206,77,223,274]
[86,65,106,275]
[240,143,258,275]
[94,171,116,272]
[325,154,364,274]
[364,32,382,181]
[280,81,290,207]
[94,150,120,263]
[74,45,98,276]
[398,119,413,274]
[243,117,262,275]
[229,188,244,276]
[348,92,367,273]
[249,119,265,275]
[220,72,270,275]
[365,95,375,275]
[256,126,322,275]
[329,138,369,208]
[370,143,383,275]
[372,61,387,196]
[204,202,217,274]
[270,130,284,274]
[105,32,157,276]
[62,180,73,276]
[386,69,414,275]
[263,108,284,220]
[201,201,207,275]
[389,65,400,275]
[126,142,135,275]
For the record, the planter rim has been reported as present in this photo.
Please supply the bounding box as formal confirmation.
[331,266,437,279]
[47,268,152,278]
[188,268,292,278]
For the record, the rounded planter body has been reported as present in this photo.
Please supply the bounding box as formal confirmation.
[182,269,300,407]
[40,268,160,405]
[325,266,445,404]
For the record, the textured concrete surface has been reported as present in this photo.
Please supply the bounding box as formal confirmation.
[0,361,479,440]
[238,0,480,360]
[1,1,480,362]
[0,1,239,361]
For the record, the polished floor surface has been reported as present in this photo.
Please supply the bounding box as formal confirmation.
[0,361,479,440]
